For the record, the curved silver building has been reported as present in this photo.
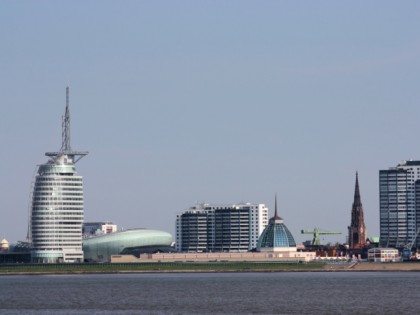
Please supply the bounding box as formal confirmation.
[30,87,88,263]
[83,229,174,262]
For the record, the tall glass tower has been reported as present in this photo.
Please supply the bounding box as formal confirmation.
[380,160,420,248]
[30,87,88,263]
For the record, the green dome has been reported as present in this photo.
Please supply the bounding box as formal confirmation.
[257,220,296,249]
[257,196,296,250]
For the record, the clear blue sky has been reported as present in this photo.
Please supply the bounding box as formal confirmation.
[1,1,420,244]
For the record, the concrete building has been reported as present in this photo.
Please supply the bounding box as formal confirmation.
[111,251,316,263]
[367,248,399,263]
[29,88,88,263]
[83,222,118,238]
[176,203,268,252]
[379,160,420,248]
[176,209,209,252]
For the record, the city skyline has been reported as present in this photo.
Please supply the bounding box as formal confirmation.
[1,2,420,244]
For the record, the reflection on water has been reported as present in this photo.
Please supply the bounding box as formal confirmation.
[0,272,419,315]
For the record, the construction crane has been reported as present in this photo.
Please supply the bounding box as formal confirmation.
[402,227,420,260]
[301,227,342,246]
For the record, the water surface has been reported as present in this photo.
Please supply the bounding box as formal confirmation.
[0,272,419,314]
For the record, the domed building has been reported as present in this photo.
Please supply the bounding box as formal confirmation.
[257,196,297,252]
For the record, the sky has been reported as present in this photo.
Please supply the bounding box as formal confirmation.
[1,1,420,244]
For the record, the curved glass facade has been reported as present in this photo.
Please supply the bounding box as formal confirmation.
[83,229,173,262]
[30,154,84,263]
[257,222,296,249]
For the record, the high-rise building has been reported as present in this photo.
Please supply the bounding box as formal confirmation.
[175,203,268,252]
[176,209,210,253]
[379,160,420,248]
[348,172,367,248]
[29,87,88,263]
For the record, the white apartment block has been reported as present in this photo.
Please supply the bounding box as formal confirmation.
[176,203,268,252]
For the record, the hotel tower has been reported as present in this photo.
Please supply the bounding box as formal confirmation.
[29,88,88,263]
[380,160,420,248]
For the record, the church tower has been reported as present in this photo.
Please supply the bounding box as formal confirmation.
[348,172,367,248]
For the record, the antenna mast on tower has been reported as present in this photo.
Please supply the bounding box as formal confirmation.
[45,87,88,163]
[61,86,71,152]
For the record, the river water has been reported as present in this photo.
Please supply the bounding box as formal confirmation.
[0,272,419,314]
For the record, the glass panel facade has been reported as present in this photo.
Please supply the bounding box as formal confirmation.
[30,155,84,263]
[257,222,296,249]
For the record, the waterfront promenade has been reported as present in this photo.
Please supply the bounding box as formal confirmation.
[332,261,420,271]
[1,261,420,275]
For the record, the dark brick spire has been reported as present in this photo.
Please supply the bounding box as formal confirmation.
[353,172,362,207]
[348,172,367,248]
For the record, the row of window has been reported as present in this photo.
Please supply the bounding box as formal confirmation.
[32,216,82,220]
[34,187,82,192]
[32,221,81,226]
[32,230,81,234]
[35,182,82,187]
[32,207,83,211]
[33,236,82,240]
[33,197,83,201]
[33,243,82,247]
[32,210,82,215]
[34,192,83,196]
[37,177,82,182]
[33,203,83,207]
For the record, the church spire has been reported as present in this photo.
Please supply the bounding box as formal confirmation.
[348,172,367,248]
[353,171,362,207]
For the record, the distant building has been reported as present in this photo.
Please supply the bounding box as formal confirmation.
[29,88,88,263]
[0,239,9,252]
[0,252,31,264]
[257,196,297,252]
[0,241,31,264]
[348,172,367,248]
[83,222,118,237]
[379,160,420,248]
[367,248,399,263]
[9,241,32,253]
[176,203,268,252]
